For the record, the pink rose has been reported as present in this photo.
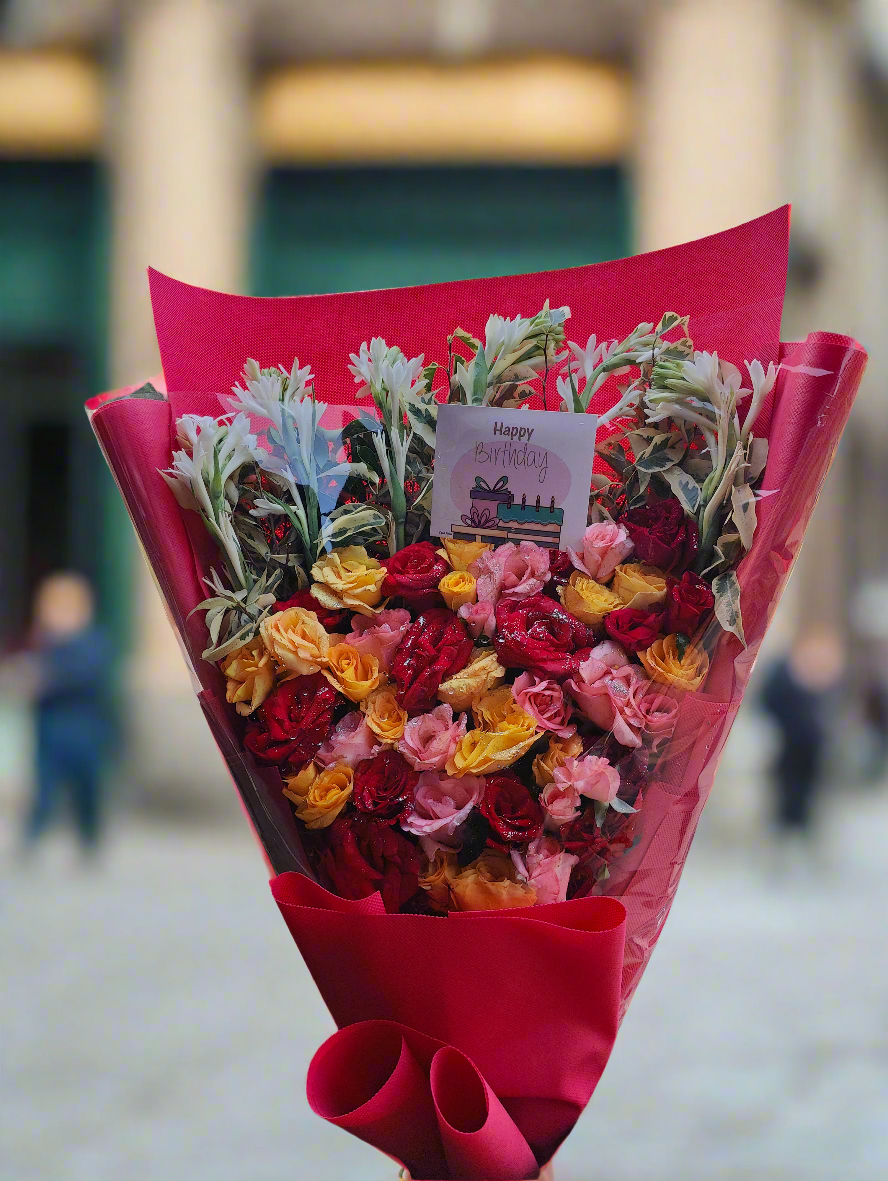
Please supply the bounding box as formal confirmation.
[512,672,576,739]
[568,521,635,584]
[627,682,679,744]
[564,651,645,748]
[397,703,468,771]
[346,608,412,673]
[520,835,579,905]
[554,754,620,804]
[400,771,485,852]
[470,542,550,605]
[458,600,496,640]
[315,712,381,769]
[540,778,582,826]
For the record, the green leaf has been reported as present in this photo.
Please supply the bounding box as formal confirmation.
[593,800,609,829]
[730,483,757,551]
[318,503,388,553]
[634,446,685,474]
[405,394,438,449]
[661,467,702,515]
[712,569,746,646]
[655,311,689,337]
[451,327,480,354]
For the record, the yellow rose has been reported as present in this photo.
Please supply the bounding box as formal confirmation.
[532,733,585,787]
[472,684,517,729]
[437,647,505,710]
[639,633,709,691]
[419,852,460,912]
[438,539,492,572]
[322,643,382,702]
[612,562,669,609]
[291,763,353,829]
[310,545,385,616]
[448,851,537,911]
[445,708,539,776]
[361,687,407,743]
[558,571,623,627]
[221,639,275,716]
[282,762,318,804]
[260,607,331,676]
[438,569,478,612]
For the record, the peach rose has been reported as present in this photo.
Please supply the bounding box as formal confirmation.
[221,639,275,715]
[532,733,584,787]
[611,562,668,610]
[639,634,709,691]
[512,672,576,739]
[448,850,537,911]
[315,712,381,769]
[281,761,318,804]
[291,763,353,829]
[439,538,492,571]
[458,600,496,641]
[568,520,635,584]
[437,648,505,710]
[346,608,411,672]
[310,545,386,615]
[419,852,460,911]
[540,777,582,825]
[260,607,331,676]
[558,572,623,627]
[398,704,468,772]
[438,569,478,612]
[322,642,382,702]
[361,687,408,743]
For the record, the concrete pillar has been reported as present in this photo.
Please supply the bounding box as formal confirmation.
[108,0,253,804]
[635,0,788,253]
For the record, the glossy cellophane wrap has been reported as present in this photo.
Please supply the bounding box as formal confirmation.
[87,209,866,1179]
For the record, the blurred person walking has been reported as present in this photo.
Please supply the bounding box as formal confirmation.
[760,625,844,849]
[19,573,113,854]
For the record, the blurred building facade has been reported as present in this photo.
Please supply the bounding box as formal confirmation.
[1,0,887,801]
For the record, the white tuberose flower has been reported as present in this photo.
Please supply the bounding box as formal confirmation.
[227,356,315,433]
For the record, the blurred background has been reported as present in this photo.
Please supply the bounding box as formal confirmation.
[1,1,887,1179]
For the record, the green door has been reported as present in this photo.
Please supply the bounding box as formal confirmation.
[252,166,629,296]
[0,161,126,649]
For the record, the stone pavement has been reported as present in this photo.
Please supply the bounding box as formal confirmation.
[2,792,887,1181]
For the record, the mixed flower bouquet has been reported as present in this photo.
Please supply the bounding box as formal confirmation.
[89,209,866,1180]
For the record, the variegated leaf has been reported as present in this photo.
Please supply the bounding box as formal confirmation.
[747,436,768,482]
[730,483,757,550]
[712,569,746,646]
[661,467,702,515]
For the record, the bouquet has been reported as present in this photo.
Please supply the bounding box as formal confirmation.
[89,208,865,1180]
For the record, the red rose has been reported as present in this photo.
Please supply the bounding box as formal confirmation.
[549,550,574,578]
[382,542,449,610]
[494,594,595,677]
[665,571,714,636]
[604,607,663,653]
[243,673,338,768]
[622,499,699,573]
[272,588,347,630]
[391,608,473,713]
[353,749,418,822]
[480,772,544,844]
[321,813,421,913]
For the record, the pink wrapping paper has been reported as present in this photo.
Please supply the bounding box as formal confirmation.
[87,208,867,1179]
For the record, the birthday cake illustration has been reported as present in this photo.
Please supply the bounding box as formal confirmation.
[452,476,564,548]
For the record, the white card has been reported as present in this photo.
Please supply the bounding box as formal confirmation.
[430,405,599,552]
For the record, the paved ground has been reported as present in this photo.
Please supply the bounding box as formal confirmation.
[3,788,888,1181]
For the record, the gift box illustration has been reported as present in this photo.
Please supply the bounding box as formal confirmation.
[87,208,866,1181]
[456,480,564,548]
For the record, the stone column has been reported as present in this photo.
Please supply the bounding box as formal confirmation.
[108,0,253,805]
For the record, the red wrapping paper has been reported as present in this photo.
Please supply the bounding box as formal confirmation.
[87,209,867,1179]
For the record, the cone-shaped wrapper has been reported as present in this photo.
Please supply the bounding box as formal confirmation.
[430,1046,539,1181]
[307,1021,448,1180]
